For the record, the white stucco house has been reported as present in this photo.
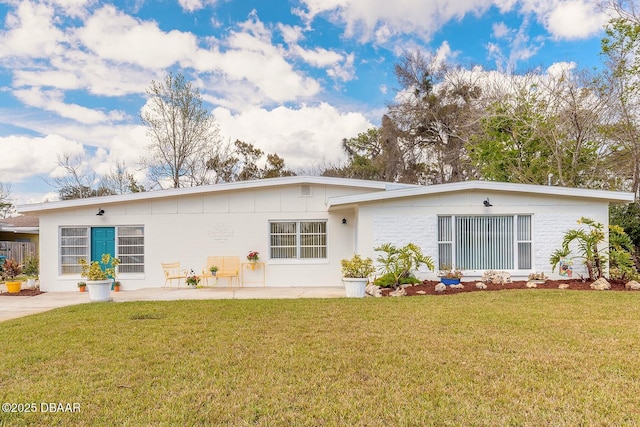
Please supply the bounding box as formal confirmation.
[17,176,634,292]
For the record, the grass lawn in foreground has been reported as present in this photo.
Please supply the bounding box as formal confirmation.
[1,291,640,426]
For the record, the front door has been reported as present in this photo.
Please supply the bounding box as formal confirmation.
[91,227,115,268]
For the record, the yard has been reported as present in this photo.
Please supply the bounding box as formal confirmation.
[1,291,639,426]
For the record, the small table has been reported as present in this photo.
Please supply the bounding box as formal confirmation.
[241,262,265,287]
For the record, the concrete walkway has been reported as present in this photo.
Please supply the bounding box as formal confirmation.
[0,286,347,322]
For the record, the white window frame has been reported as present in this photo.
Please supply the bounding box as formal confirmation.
[437,215,532,272]
[59,227,89,275]
[269,220,327,261]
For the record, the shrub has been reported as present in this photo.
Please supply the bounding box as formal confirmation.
[374,272,420,288]
[341,254,375,278]
[375,243,433,289]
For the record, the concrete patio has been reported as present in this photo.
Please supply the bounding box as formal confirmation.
[0,286,347,322]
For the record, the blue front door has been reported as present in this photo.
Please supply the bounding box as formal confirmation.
[91,227,115,269]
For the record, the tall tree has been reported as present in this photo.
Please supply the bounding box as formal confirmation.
[51,153,115,200]
[140,73,226,188]
[387,51,482,184]
[600,2,640,198]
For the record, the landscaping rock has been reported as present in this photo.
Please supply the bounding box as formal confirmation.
[558,283,570,289]
[475,282,487,290]
[389,288,407,297]
[434,283,446,292]
[416,290,427,295]
[625,280,640,290]
[526,281,537,288]
[590,278,611,290]
[449,283,464,289]
[366,284,382,297]
[482,270,512,284]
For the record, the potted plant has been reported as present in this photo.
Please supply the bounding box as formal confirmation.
[77,281,87,292]
[247,251,259,270]
[439,266,463,286]
[186,270,200,288]
[23,256,39,289]
[209,265,219,276]
[1,258,23,294]
[341,254,375,298]
[113,281,121,292]
[79,254,119,302]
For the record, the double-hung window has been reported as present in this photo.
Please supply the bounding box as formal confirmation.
[437,215,532,270]
[117,226,145,273]
[270,221,327,259]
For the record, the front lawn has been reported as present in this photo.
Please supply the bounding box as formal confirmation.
[1,291,639,426]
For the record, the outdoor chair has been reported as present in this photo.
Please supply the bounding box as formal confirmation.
[161,262,187,288]
[202,256,240,287]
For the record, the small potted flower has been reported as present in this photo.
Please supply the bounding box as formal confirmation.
[186,270,200,288]
[439,266,463,286]
[247,251,259,270]
[77,281,87,292]
[341,254,375,298]
[209,265,219,276]
[113,281,121,292]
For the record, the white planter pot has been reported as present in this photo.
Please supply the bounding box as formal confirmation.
[86,280,113,302]
[342,277,368,298]
[26,278,37,289]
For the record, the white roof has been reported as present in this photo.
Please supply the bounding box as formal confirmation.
[17,176,419,214]
[328,180,635,207]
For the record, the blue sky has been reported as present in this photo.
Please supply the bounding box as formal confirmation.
[0,0,610,206]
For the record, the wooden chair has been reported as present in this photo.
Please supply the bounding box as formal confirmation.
[202,256,240,287]
[161,262,186,288]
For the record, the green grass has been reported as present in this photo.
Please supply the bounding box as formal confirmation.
[1,291,640,426]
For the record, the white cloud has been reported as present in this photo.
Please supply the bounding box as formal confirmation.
[0,1,66,58]
[76,5,209,69]
[12,87,128,124]
[492,22,510,39]
[545,0,608,40]
[213,103,373,169]
[0,134,84,182]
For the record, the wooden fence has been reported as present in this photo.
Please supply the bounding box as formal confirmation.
[0,241,37,265]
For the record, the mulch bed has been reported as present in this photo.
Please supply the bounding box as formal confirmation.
[382,279,630,296]
[0,289,45,296]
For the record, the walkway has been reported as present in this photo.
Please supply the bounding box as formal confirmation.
[0,286,347,322]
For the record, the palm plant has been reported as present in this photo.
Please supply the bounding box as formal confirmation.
[550,217,607,280]
[375,243,434,289]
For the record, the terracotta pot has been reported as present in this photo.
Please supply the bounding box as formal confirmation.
[5,281,22,294]
[113,285,120,292]
[79,286,86,292]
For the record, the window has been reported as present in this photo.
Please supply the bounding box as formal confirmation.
[117,226,145,273]
[437,215,532,270]
[59,226,145,275]
[60,227,89,274]
[270,221,327,259]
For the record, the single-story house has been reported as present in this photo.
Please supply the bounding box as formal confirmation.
[17,176,634,292]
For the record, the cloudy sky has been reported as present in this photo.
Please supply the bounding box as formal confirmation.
[0,0,610,206]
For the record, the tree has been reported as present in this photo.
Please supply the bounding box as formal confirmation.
[140,73,227,188]
[600,4,640,198]
[386,51,482,184]
[0,182,14,218]
[100,161,145,195]
[51,153,115,200]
